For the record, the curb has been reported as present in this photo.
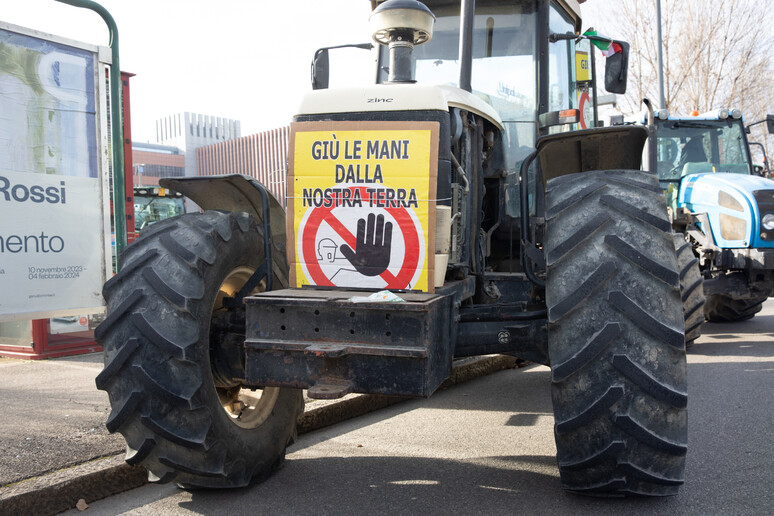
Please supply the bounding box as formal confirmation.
[0,455,146,516]
[0,355,521,515]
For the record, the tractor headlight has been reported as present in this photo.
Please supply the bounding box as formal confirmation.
[718,191,744,212]
[720,214,747,241]
[762,213,774,231]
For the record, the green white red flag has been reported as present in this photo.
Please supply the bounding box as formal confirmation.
[583,28,622,57]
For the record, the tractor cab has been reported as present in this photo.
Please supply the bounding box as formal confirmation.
[651,109,754,185]
[375,0,588,153]
[370,0,637,229]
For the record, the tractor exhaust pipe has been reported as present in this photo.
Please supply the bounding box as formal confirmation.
[388,31,419,83]
[458,0,475,92]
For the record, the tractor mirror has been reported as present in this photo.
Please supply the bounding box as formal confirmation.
[766,114,774,134]
[604,41,629,94]
[311,44,372,90]
[311,48,330,90]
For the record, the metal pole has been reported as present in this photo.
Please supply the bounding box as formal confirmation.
[656,0,666,108]
[458,0,475,92]
[590,44,599,127]
[55,0,127,261]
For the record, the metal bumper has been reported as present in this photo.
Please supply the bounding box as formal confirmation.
[244,289,454,399]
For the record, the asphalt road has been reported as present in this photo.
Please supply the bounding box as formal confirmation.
[0,353,123,486]
[67,299,774,515]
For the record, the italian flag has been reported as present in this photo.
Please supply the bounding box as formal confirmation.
[583,28,622,57]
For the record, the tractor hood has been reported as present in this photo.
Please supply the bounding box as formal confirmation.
[681,173,774,202]
[295,83,503,130]
[679,173,774,248]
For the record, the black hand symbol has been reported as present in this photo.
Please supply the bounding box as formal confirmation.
[340,213,393,276]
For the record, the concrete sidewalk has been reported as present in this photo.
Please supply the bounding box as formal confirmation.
[0,351,519,515]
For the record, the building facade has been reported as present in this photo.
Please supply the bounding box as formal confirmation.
[131,142,185,186]
[155,112,241,179]
[196,126,289,206]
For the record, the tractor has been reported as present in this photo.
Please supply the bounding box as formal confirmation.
[644,105,774,323]
[96,0,689,496]
[131,185,186,239]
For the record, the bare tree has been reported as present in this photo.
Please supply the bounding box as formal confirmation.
[582,0,774,165]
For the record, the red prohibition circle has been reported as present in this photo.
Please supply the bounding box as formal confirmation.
[300,185,422,289]
[578,91,591,129]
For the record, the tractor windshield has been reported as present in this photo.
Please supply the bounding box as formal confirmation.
[654,119,753,181]
[413,4,537,113]
[393,2,539,166]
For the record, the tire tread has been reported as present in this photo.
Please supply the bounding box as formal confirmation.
[545,170,687,496]
[96,211,302,488]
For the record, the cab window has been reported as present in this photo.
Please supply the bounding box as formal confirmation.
[380,1,539,170]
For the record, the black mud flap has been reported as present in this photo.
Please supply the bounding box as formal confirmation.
[536,126,648,186]
[244,289,454,399]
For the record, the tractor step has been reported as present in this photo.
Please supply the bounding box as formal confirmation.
[244,289,454,398]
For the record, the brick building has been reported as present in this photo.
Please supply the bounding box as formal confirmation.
[131,142,185,186]
[197,126,290,206]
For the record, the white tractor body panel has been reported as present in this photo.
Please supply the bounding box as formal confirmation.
[296,83,503,130]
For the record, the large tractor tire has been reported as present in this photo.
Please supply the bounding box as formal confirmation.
[673,233,705,345]
[705,293,767,322]
[544,170,687,496]
[95,210,303,488]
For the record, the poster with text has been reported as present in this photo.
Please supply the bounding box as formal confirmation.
[0,26,106,322]
[288,121,439,293]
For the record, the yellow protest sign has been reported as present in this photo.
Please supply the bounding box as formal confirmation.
[287,121,439,292]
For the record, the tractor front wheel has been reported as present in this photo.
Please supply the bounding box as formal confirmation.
[544,170,687,496]
[95,210,303,488]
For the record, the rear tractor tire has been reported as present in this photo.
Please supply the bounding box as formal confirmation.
[95,210,303,488]
[673,233,706,346]
[705,293,767,322]
[544,170,687,496]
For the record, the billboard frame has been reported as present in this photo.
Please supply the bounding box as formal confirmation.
[0,20,112,322]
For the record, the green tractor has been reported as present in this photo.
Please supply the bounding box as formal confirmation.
[131,186,186,238]
[97,0,689,496]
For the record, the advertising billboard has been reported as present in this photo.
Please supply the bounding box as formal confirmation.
[0,22,109,322]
